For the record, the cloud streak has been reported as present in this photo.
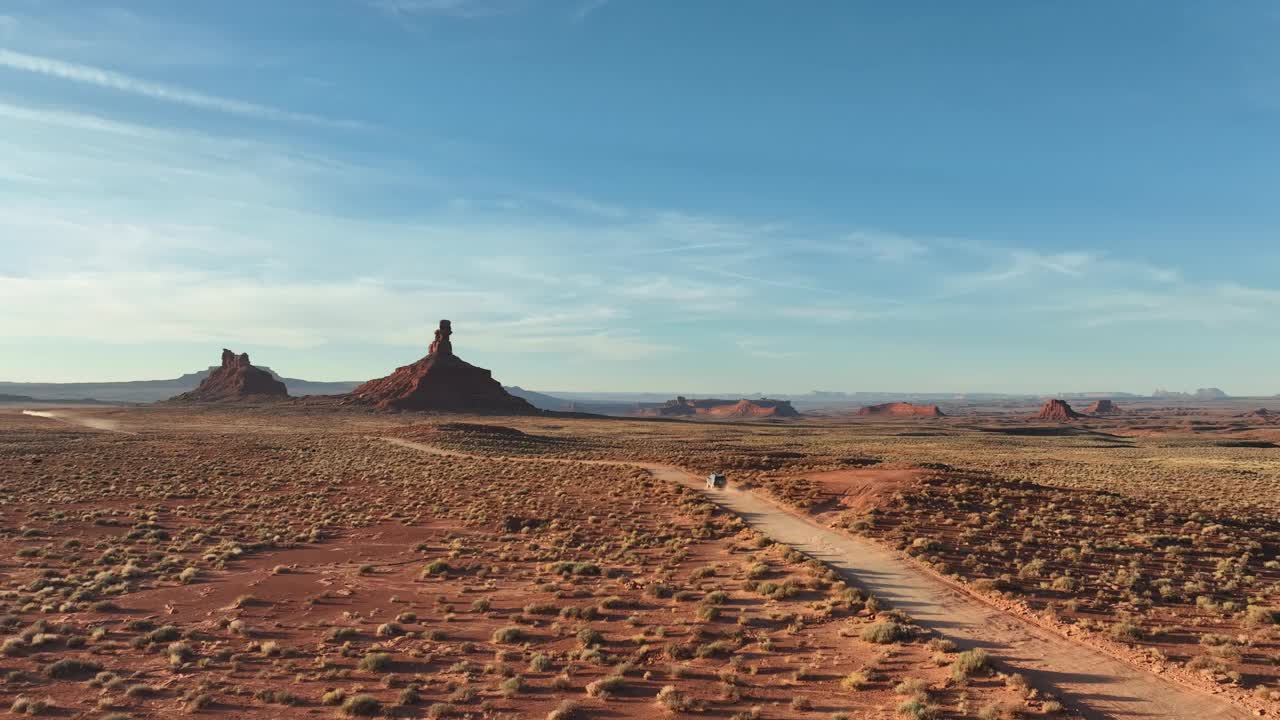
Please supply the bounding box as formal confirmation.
[0,48,363,129]
[371,0,522,19]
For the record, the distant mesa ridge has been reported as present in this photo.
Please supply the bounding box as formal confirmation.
[1153,387,1230,400]
[169,349,290,403]
[1032,398,1083,422]
[643,396,799,419]
[344,320,537,414]
[856,401,944,418]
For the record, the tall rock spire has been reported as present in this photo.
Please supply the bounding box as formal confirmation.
[346,321,536,413]
[428,319,453,357]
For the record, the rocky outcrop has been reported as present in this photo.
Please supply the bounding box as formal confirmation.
[169,349,289,403]
[644,396,799,419]
[857,402,945,418]
[344,320,537,414]
[1032,399,1082,422]
[1085,399,1121,415]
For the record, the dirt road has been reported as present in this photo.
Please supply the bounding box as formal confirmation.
[19,409,133,433]
[384,437,1248,720]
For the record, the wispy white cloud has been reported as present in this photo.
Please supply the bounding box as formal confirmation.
[939,249,1097,295]
[730,336,805,360]
[814,230,930,262]
[0,269,665,359]
[371,0,523,19]
[774,305,889,323]
[0,49,363,129]
[570,0,610,23]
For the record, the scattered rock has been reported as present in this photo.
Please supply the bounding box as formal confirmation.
[169,349,289,403]
[345,320,537,414]
[856,402,945,418]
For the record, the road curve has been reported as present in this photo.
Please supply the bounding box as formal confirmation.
[383,437,1249,720]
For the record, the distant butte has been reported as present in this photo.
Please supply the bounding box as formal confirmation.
[1085,399,1121,415]
[169,349,289,403]
[344,320,537,414]
[643,396,800,419]
[856,401,945,418]
[1032,398,1083,422]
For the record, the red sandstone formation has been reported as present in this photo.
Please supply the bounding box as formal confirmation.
[169,349,289,403]
[1033,399,1083,422]
[345,320,536,414]
[1085,399,1121,415]
[645,396,800,419]
[857,402,945,418]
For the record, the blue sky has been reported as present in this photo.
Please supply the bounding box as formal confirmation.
[1,1,1278,394]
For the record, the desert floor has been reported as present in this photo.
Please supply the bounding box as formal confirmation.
[1,403,1276,719]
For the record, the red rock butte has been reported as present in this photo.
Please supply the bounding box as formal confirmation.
[856,402,945,418]
[1033,398,1083,422]
[345,320,537,414]
[1085,399,1121,415]
[169,349,289,403]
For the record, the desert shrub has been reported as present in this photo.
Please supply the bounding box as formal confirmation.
[359,652,392,672]
[897,698,941,719]
[422,560,451,576]
[576,628,603,647]
[147,625,181,643]
[255,689,301,705]
[655,684,692,712]
[1109,621,1145,642]
[550,561,601,577]
[1243,605,1277,627]
[861,622,910,644]
[125,684,158,698]
[341,694,381,717]
[499,675,524,697]
[840,671,869,690]
[45,657,103,678]
[950,649,990,681]
[11,696,53,715]
[423,701,457,717]
[547,700,580,720]
[492,626,525,644]
[398,686,420,705]
[330,627,359,641]
[586,675,625,698]
[529,653,552,672]
[977,703,1011,720]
